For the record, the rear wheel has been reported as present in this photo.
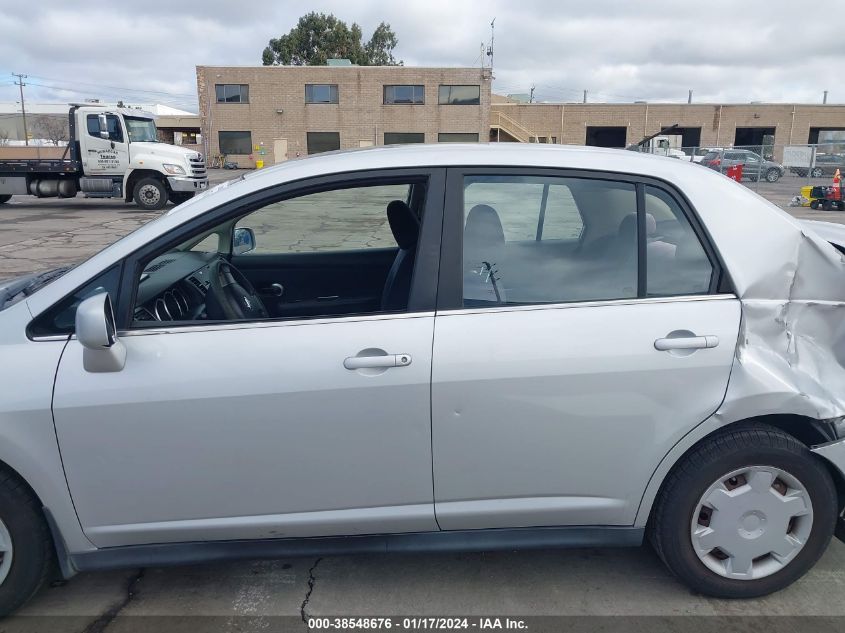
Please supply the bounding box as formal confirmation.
[132,177,168,211]
[0,469,54,615]
[649,424,837,598]
[0,195,11,204]
[823,200,833,211]
[810,200,820,210]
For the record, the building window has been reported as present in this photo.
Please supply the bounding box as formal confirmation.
[218,131,252,155]
[384,85,424,105]
[438,133,479,143]
[307,132,341,154]
[305,84,339,104]
[215,84,249,103]
[384,132,425,145]
[438,85,481,105]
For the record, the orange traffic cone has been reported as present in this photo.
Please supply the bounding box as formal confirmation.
[834,168,841,187]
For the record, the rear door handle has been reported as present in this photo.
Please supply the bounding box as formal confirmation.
[343,354,412,370]
[654,335,719,351]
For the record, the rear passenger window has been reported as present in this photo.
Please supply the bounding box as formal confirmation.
[462,175,637,306]
[644,186,713,296]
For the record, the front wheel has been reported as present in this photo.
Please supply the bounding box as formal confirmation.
[811,167,824,178]
[0,195,11,205]
[649,424,837,598]
[133,178,168,211]
[0,469,54,615]
[765,168,781,183]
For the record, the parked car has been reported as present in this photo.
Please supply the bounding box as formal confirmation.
[691,147,722,163]
[1,144,845,614]
[790,154,845,178]
[701,149,785,182]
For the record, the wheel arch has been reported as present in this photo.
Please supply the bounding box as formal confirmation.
[635,413,845,528]
[123,168,167,202]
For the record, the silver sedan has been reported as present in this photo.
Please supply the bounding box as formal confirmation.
[1,143,844,614]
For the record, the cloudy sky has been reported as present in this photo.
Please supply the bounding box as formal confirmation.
[1,0,841,112]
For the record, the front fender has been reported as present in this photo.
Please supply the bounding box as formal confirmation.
[0,303,96,555]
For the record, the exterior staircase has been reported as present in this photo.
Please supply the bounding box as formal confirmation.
[490,110,536,143]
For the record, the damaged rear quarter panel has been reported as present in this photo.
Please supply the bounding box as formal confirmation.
[635,174,845,526]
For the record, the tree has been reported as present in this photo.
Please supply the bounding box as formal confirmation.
[262,13,400,66]
[33,115,69,146]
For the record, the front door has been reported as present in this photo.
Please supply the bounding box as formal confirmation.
[82,113,130,176]
[52,172,444,548]
[431,170,741,530]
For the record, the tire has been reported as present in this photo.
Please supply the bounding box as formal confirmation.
[811,200,820,210]
[649,423,837,598]
[765,168,781,183]
[811,167,824,178]
[823,200,833,211]
[0,195,11,204]
[169,191,194,205]
[0,468,54,615]
[132,177,168,211]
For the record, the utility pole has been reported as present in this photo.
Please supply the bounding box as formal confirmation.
[688,89,693,104]
[529,85,535,103]
[12,73,28,146]
[823,90,829,104]
[583,89,588,103]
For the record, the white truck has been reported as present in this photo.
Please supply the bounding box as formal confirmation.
[643,135,688,160]
[0,104,208,210]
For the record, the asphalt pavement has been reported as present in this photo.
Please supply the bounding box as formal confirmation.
[2,168,845,631]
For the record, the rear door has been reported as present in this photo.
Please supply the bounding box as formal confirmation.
[431,169,740,530]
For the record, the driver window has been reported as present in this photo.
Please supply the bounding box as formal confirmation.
[131,180,427,326]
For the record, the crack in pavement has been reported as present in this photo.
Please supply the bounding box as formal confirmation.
[79,568,145,633]
[300,557,323,630]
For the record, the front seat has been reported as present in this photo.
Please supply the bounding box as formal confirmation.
[381,200,420,311]
[463,204,507,304]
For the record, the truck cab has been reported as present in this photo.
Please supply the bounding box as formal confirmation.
[75,106,208,208]
[0,104,208,210]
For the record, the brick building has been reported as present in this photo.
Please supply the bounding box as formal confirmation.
[196,63,845,166]
[490,100,845,156]
[197,64,493,167]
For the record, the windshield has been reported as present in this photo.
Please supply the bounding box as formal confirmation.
[124,116,158,143]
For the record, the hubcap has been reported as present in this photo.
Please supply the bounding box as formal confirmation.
[0,518,12,586]
[139,184,161,205]
[690,466,813,580]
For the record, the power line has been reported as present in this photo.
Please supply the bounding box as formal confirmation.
[6,72,197,99]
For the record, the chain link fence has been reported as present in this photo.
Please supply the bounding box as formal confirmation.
[631,142,845,203]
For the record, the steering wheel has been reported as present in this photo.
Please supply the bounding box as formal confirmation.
[205,258,269,320]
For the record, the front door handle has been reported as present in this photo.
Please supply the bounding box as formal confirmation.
[654,335,719,351]
[343,354,412,370]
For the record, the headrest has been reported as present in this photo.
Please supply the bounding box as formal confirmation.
[387,200,419,250]
[465,204,505,245]
[618,212,656,237]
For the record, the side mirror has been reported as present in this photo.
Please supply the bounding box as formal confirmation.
[98,113,110,140]
[76,293,126,373]
[233,227,256,255]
